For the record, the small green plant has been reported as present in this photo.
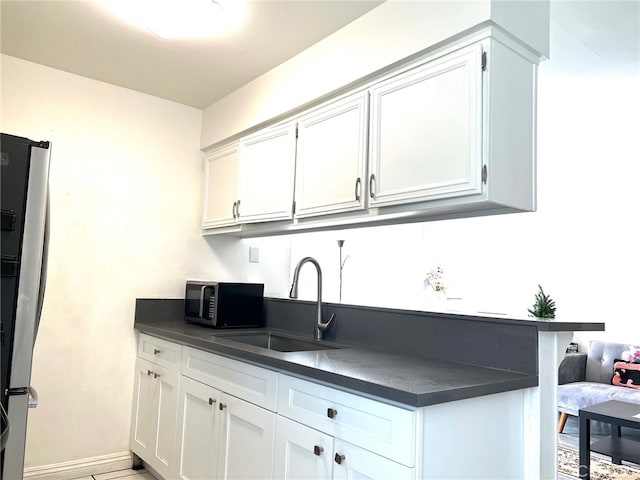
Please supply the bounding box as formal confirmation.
[528,284,556,319]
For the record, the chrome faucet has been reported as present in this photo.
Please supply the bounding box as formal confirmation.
[289,257,335,340]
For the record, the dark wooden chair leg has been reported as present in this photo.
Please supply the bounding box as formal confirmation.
[558,412,569,433]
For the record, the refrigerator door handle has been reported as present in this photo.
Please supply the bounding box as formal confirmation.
[27,386,38,409]
[6,386,38,408]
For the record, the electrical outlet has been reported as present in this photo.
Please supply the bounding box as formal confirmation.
[249,246,259,263]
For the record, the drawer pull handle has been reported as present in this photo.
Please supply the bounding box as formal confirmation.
[219,403,227,411]
[334,453,346,465]
[153,348,161,355]
[313,445,324,456]
[209,398,216,405]
[153,372,160,379]
[327,408,338,419]
[146,370,153,376]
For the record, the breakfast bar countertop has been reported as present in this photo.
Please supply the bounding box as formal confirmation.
[134,298,604,408]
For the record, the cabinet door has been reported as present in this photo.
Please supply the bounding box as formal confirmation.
[274,416,333,480]
[130,358,158,460]
[333,440,415,480]
[369,44,483,207]
[202,143,239,228]
[295,91,369,218]
[238,124,296,223]
[175,376,222,480]
[153,365,180,479]
[218,393,276,480]
[130,358,179,480]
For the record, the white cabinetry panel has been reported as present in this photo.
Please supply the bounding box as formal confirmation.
[274,415,333,480]
[333,439,415,480]
[238,123,296,223]
[369,43,483,207]
[130,357,179,480]
[138,333,182,371]
[217,393,276,480]
[202,143,239,228]
[295,91,369,218]
[181,346,278,411]
[175,376,221,480]
[277,374,416,467]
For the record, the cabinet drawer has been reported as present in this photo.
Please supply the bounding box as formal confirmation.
[182,346,278,411]
[277,375,416,467]
[138,333,182,371]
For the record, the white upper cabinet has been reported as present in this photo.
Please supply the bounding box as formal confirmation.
[237,123,297,223]
[202,143,239,229]
[294,91,369,218]
[369,43,483,208]
[201,32,538,236]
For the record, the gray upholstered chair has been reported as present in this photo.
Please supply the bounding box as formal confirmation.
[557,340,640,433]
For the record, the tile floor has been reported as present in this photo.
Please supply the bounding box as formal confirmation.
[73,468,155,480]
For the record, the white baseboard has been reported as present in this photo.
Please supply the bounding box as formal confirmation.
[23,451,133,479]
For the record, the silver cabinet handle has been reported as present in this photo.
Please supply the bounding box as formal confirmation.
[153,372,160,379]
[334,453,346,465]
[209,398,216,405]
[236,200,241,218]
[219,403,227,411]
[232,201,237,219]
[147,370,153,376]
[153,348,161,355]
[369,174,376,199]
[327,408,338,419]
[355,177,361,201]
[313,445,324,456]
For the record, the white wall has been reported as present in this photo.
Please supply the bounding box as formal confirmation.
[0,54,219,470]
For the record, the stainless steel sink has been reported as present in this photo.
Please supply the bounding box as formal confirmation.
[217,333,343,352]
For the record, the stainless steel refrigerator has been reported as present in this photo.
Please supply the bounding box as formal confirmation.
[1,133,51,480]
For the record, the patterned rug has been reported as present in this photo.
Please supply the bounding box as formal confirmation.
[558,446,640,479]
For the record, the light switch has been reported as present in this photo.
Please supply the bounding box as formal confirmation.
[249,246,259,263]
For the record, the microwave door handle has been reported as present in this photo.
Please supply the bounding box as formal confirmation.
[199,285,207,318]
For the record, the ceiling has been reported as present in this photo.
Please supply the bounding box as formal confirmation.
[0,0,383,108]
[1,1,638,110]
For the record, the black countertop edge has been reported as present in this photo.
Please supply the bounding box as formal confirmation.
[270,297,605,332]
[135,321,538,408]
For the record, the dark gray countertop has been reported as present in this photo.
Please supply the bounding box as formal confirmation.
[134,298,604,408]
[135,316,538,408]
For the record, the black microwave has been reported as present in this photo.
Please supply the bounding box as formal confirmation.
[185,281,264,328]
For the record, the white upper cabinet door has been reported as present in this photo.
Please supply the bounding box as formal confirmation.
[274,415,333,480]
[369,43,483,208]
[295,91,369,218]
[237,123,297,223]
[174,376,222,480]
[202,143,239,228]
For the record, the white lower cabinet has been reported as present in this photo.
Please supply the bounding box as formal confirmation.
[217,393,276,479]
[130,357,180,480]
[332,439,414,480]
[133,336,415,480]
[174,376,221,480]
[274,415,414,480]
[274,416,333,480]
